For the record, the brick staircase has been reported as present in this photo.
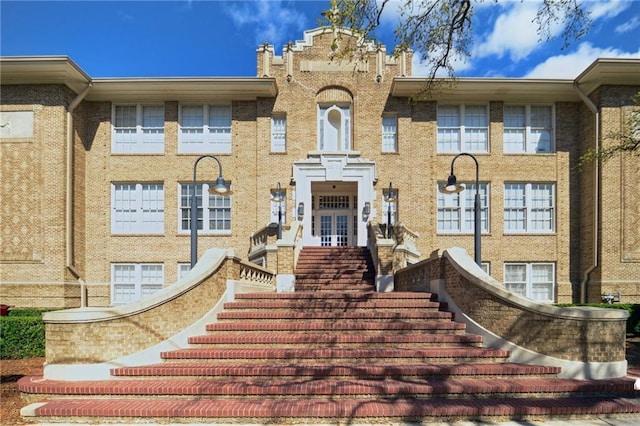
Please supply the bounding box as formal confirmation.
[18,247,640,423]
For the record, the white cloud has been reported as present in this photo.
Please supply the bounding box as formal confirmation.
[585,0,630,20]
[524,42,640,78]
[615,16,640,33]
[224,1,308,50]
[473,1,554,62]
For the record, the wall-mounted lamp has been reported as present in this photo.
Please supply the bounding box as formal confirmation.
[362,201,371,222]
[297,202,304,221]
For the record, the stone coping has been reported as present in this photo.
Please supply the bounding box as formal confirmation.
[43,248,236,324]
[443,247,628,322]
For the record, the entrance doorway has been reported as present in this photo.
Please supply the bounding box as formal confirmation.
[312,182,357,247]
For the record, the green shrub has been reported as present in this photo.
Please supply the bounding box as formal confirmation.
[554,303,640,335]
[0,309,50,359]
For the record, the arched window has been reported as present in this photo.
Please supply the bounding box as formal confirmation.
[317,87,353,152]
[318,104,351,151]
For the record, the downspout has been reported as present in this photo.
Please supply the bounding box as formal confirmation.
[66,83,92,306]
[573,81,599,303]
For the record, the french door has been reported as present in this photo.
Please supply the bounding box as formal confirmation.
[319,213,350,246]
[313,194,356,246]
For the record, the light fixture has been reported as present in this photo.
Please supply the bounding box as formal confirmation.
[191,155,231,268]
[270,182,286,239]
[297,202,304,221]
[362,201,371,221]
[384,182,397,239]
[441,153,481,266]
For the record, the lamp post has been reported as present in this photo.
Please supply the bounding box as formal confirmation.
[441,153,481,267]
[270,182,286,240]
[190,155,231,268]
[384,182,397,239]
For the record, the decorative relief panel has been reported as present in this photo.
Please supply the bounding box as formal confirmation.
[0,111,35,139]
[621,153,640,262]
[1,140,42,261]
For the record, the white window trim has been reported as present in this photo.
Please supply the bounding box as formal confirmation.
[112,104,165,154]
[437,182,490,234]
[437,104,489,153]
[178,104,232,154]
[271,115,286,153]
[111,182,164,234]
[111,263,164,305]
[318,104,352,152]
[382,115,398,153]
[178,183,232,235]
[504,262,555,303]
[503,104,555,154]
[503,182,555,234]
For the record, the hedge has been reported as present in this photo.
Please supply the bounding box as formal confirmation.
[555,303,640,335]
[0,309,52,359]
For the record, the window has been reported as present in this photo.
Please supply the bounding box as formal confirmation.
[111,263,163,305]
[437,183,489,233]
[504,263,555,302]
[179,183,232,233]
[111,183,164,234]
[271,115,286,152]
[270,199,287,225]
[177,263,191,280]
[504,105,554,153]
[179,105,232,153]
[318,105,351,151]
[437,105,488,153]
[382,115,398,152]
[504,183,555,233]
[112,105,164,153]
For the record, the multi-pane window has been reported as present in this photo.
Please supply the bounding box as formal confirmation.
[437,105,488,153]
[504,263,555,302]
[177,263,191,280]
[437,183,489,233]
[179,105,232,153]
[504,105,554,153]
[111,183,164,234]
[504,183,555,233]
[318,105,351,151]
[382,115,398,152]
[179,183,232,233]
[112,105,164,153]
[271,115,286,152]
[111,263,163,305]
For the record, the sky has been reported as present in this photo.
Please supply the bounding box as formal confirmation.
[1,0,639,80]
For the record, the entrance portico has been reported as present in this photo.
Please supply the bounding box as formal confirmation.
[293,153,377,247]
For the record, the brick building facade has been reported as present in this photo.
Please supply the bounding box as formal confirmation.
[1,27,639,308]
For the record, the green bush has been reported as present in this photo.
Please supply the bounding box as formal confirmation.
[555,303,640,335]
[0,309,51,359]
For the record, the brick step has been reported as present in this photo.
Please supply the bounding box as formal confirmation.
[222,300,443,310]
[187,332,483,347]
[159,347,510,363]
[111,362,562,379]
[206,320,465,333]
[216,310,454,321]
[22,396,640,423]
[233,291,437,301]
[294,286,376,293]
[18,376,639,399]
[294,281,375,288]
[295,274,373,280]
